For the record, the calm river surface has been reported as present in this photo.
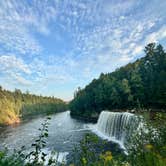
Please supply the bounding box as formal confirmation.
[0,111,92,158]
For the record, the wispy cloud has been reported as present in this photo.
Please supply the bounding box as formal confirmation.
[0,21,41,55]
[0,0,166,100]
[0,0,59,55]
[145,25,166,44]
[10,72,32,86]
[0,55,32,86]
[0,55,31,74]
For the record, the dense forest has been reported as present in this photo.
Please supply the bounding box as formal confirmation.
[0,87,67,125]
[70,43,166,119]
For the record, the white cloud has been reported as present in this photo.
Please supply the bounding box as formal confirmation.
[145,26,166,44]
[10,72,32,86]
[0,21,41,55]
[132,45,143,55]
[28,57,75,85]
[103,0,137,16]
[119,55,133,63]
[0,0,59,55]
[0,55,32,86]
[0,55,31,74]
[0,0,165,100]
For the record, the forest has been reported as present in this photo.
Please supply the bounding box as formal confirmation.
[70,43,166,119]
[0,87,67,125]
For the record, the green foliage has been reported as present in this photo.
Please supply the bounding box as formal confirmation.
[0,115,166,165]
[70,43,166,118]
[0,88,67,125]
[0,117,65,166]
[69,115,166,166]
[70,134,126,166]
[26,117,50,165]
[0,149,24,166]
[126,113,166,166]
[71,134,104,166]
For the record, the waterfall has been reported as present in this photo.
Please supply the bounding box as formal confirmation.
[94,111,139,149]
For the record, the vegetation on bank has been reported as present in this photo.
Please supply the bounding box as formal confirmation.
[0,113,165,166]
[70,43,166,119]
[72,113,166,166]
[0,87,67,125]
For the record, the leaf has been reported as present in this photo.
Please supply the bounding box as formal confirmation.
[32,143,36,147]
[42,152,47,156]
[44,133,48,137]
[35,139,40,142]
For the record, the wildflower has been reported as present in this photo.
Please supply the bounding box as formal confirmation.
[145,144,153,150]
[100,151,113,162]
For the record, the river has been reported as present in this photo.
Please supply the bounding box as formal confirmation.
[0,111,94,161]
[0,110,128,163]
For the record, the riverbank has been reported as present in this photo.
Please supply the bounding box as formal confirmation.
[0,109,68,127]
[70,113,98,123]
[0,115,20,127]
[0,87,67,126]
[70,108,166,123]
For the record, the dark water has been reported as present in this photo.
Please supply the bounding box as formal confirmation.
[0,111,92,159]
[0,111,123,163]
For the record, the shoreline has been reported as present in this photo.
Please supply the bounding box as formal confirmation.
[70,108,166,122]
[0,110,68,127]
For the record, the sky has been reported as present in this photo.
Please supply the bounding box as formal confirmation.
[0,0,166,101]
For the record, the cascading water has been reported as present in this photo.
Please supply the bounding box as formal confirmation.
[94,111,139,149]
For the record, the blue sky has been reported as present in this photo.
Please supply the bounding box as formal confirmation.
[0,0,166,101]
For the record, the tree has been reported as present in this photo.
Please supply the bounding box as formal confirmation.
[144,43,156,56]
[70,43,166,118]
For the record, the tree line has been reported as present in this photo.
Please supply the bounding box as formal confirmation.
[0,87,67,125]
[70,43,166,118]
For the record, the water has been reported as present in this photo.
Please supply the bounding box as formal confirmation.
[93,111,139,149]
[0,110,138,162]
[0,111,92,161]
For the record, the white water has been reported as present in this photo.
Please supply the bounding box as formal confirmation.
[26,149,69,165]
[92,111,139,149]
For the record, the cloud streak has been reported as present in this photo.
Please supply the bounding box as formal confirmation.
[0,55,31,74]
[0,0,166,100]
